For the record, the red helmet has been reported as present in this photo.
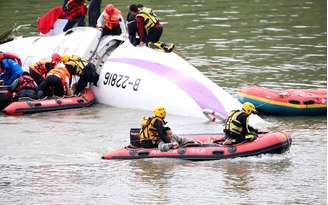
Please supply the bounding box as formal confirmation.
[51,53,61,63]
[105,4,115,15]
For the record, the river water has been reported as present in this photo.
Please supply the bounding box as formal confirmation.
[0,0,326,204]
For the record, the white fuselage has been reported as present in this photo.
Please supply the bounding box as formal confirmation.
[0,27,265,125]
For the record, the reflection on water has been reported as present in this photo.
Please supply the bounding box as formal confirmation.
[223,161,255,194]
[131,160,177,184]
[0,0,326,204]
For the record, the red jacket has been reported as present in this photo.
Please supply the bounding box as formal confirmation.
[37,6,65,34]
[64,0,87,20]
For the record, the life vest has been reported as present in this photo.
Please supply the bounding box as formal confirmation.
[48,66,71,90]
[104,8,122,30]
[224,110,249,135]
[65,0,87,20]
[137,7,159,31]
[0,52,22,66]
[63,55,86,76]
[29,60,53,78]
[139,116,165,142]
[16,75,37,92]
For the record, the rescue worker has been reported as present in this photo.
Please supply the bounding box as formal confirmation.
[0,51,22,66]
[129,6,174,52]
[0,52,23,86]
[10,71,38,100]
[139,106,171,148]
[0,52,23,109]
[223,102,259,145]
[126,4,143,46]
[96,4,127,36]
[63,0,87,32]
[37,64,72,98]
[61,54,99,95]
[158,127,199,152]
[29,53,62,86]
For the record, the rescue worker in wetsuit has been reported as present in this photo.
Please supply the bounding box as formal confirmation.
[63,0,87,31]
[96,4,127,36]
[0,52,23,86]
[10,71,38,100]
[223,102,259,145]
[130,6,174,52]
[139,106,171,148]
[29,53,62,86]
[61,54,99,95]
[126,4,143,46]
[37,64,72,98]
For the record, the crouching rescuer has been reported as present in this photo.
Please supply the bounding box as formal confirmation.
[61,54,99,95]
[223,102,259,145]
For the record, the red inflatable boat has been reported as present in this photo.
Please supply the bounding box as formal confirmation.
[102,132,292,161]
[238,85,327,115]
[3,88,95,115]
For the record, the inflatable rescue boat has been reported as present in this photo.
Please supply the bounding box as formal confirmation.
[0,27,264,124]
[102,132,291,161]
[238,85,327,115]
[3,88,95,115]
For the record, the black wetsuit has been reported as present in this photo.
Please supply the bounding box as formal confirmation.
[87,0,102,27]
[127,12,140,46]
[146,24,163,44]
[74,63,99,95]
[102,26,122,36]
[37,75,64,98]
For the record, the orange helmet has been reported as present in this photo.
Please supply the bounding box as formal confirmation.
[51,53,62,63]
[105,4,115,15]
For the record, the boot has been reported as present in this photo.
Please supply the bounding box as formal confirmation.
[147,42,165,52]
[162,43,175,53]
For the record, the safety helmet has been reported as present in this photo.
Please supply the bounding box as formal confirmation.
[51,53,61,63]
[153,106,166,119]
[242,102,257,115]
[61,54,71,63]
[105,4,115,15]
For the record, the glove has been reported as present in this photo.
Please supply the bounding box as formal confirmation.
[245,134,256,141]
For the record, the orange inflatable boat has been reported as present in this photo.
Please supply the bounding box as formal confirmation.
[238,85,326,115]
[3,88,95,115]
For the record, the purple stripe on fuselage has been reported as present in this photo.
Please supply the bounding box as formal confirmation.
[108,58,227,118]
